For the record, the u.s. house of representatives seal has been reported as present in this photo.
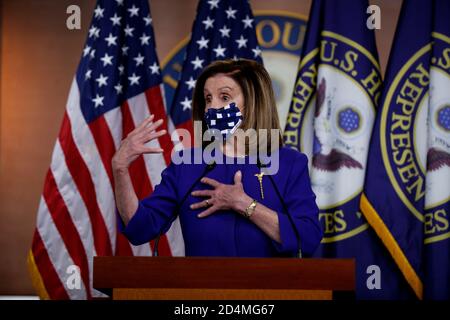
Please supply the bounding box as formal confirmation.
[285,31,381,243]
[381,33,450,245]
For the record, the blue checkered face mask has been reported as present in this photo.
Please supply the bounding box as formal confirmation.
[204,102,243,140]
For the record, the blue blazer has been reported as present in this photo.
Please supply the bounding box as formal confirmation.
[119,146,322,257]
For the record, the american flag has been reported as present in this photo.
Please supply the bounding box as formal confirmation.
[169,0,263,139]
[27,0,183,299]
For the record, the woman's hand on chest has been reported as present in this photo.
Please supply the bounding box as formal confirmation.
[190,170,252,218]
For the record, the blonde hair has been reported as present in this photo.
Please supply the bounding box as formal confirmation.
[192,59,283,154]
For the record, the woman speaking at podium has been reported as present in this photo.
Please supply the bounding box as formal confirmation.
[112,59,322,258]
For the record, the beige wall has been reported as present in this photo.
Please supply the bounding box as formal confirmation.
[0,0,402,295]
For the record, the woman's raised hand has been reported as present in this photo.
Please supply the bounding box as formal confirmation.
[112,115,166,171]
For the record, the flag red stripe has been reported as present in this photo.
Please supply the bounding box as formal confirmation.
[31,230,70,300]
[115,232,134,256]
[121,102,153,199]
[121,101,172,256]
[43,170,92,299]
[59,113,113,256]
[88,116,116,186]
[89,114,135,256]
[175,119,194,148]
[121,102,156,254]
[145,87,173,165]
[144,88,175,256]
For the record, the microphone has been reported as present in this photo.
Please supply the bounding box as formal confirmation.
[257,159,303,258]
[152,161,217,257]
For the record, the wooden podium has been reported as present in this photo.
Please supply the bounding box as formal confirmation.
[93,257,355,300]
